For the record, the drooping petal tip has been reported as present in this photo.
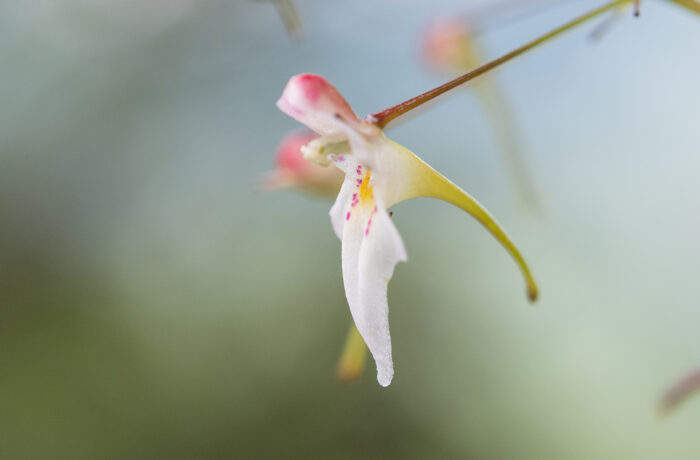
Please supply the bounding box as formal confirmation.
[277,73,361,135]
[528,282,539,302]
[378,368,393,387]
[353,208,405,388]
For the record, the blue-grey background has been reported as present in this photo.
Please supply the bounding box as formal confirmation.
[1,0,699,458]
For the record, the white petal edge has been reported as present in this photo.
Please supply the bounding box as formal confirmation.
[342,201,407,387]
[329,156,363,239]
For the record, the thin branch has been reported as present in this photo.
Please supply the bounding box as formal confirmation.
[370,0,632,129]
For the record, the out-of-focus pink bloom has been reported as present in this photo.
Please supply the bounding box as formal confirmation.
[422,17,481,73]
[260,130,343,197]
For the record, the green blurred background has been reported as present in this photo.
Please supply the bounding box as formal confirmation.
[1,1,700,458]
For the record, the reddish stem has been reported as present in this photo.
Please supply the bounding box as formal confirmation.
[370,0,629,129]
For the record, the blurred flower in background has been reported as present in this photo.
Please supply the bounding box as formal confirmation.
[260,130,343,197]
[422,16,482,72]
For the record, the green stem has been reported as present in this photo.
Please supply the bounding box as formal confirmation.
[370,0,632,129]
[667,0,700,16]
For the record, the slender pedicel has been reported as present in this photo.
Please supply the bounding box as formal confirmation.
[370,0,632,129]
[422,17,542,211]
[668,0,700,16]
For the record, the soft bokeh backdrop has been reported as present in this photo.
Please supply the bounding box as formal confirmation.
[1,0,700,458]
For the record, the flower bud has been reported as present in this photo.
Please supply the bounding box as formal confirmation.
[277,74,361,135]
[260,130,344,197]
[422,17,480,72]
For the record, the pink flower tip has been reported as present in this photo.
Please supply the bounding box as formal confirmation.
[277,73,360,134]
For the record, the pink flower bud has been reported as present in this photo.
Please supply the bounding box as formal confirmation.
[276,130,316,173]
[260,130,344,197]
[422,17,479,72]
[277,74,361,135]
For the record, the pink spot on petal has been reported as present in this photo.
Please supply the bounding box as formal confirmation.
[351,192,359,207]
[299,75,321,104]
[346,212,351,221]
[364,207,379,236]
[277,74,362,132]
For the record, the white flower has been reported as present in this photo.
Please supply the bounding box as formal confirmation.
[278,73,537,386]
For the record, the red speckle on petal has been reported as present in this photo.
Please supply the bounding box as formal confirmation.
[364,206,379,236]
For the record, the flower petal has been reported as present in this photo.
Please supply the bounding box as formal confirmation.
[277,74,362,136]
[374,136,538,301]
[329,157,362,239]
[341,197,407,387]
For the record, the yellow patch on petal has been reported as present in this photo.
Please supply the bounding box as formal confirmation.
[359,170,374,203]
